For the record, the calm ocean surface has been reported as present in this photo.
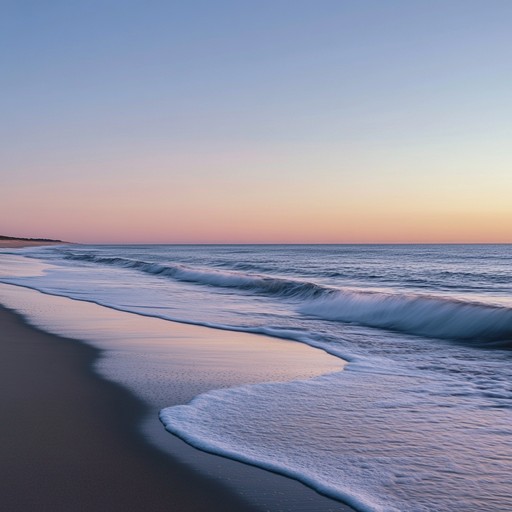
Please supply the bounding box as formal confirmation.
[1,244,511,511]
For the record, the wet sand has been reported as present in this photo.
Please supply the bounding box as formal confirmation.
[0,306,260,511]
[0,245,353,512]
[0,284,353,512]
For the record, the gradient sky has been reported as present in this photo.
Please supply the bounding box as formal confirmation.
[2,0,511,243]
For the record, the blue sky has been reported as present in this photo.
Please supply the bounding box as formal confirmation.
[2,1,511,242]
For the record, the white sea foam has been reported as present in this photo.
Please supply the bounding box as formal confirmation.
[161,367,512,512]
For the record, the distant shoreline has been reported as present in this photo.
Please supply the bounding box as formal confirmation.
[0,235,67,248]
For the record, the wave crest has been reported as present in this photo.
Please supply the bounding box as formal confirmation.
[301,291,512,345]
[64,252,512,346]
[64,253,326,298]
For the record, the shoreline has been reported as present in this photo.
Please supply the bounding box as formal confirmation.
[0,280,353,512]
[0,241,67,249]
[0,304,260,511]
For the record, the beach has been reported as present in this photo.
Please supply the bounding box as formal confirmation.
[2,243,511,511]
[0,299,350,512]
[0,243,351,512]
[3,2,510,510]
[0,305,260,511]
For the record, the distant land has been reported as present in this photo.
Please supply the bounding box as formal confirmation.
[0,235,68,248]
[0,235,64,243]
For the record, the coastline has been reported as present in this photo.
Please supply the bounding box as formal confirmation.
[0,305,260,511]
[0,277,353,512]
[0,241,67,249]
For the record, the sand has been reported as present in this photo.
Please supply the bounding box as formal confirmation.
[0,306,260,511]
[0,246,354,512]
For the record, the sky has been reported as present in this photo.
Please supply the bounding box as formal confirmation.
[1,0,511,243]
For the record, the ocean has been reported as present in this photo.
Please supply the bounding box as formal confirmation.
[1,244,511,511]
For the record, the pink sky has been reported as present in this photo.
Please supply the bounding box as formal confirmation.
[4,163,511,244]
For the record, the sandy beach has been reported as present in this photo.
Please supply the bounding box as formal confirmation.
[0,305,263,511]
[3,240,511,511]
[0,248,352,512]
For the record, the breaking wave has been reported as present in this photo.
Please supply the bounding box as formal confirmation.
[63,253,327,298]
[301,291,512,346]
[64,252,512,346]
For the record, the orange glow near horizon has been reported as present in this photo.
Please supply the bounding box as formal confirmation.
[3,143,511,245]
[3,100,512,246]
[4,171,511,244]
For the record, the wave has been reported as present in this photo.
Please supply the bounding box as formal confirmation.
[63,253,328,299]
[63,252,512,346]
[159,383,380,512]
[301,291,512,346]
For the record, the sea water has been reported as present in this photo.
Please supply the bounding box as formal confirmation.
[1,244,511,511]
